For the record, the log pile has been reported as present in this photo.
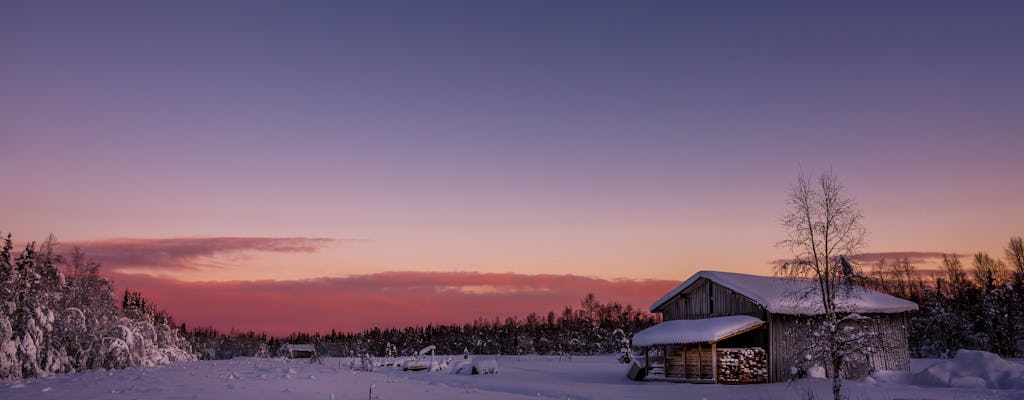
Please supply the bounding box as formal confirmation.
[716,347,768,384]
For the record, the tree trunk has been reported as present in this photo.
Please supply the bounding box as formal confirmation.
[832,354,844,400]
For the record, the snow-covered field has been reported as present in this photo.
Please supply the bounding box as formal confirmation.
[2,354,1022,400]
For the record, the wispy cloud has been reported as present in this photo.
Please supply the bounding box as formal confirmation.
[848,251,947,265]
[773,251,949,268]
[67,237,341,271]
[105,271,678,336]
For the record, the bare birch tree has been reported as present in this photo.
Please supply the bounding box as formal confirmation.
[776,170,868,400]
[1005,236,1024,286]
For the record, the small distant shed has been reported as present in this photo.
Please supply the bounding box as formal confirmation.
[283,343,316,358]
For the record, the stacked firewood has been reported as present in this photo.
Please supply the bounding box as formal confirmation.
[716,348,768,383]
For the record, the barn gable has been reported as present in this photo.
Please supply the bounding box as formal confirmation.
[653,277,766,321]
[651,270,918,315]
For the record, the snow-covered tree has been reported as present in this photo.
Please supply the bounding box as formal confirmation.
[776,170,873,400]
[0,233,21,379]
[0,232,196,381]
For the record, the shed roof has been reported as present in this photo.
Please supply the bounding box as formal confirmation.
[650,270,918,315]
[632,315,764,346]
[284,344,315,352]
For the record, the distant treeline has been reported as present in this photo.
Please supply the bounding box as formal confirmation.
[861,236,1024,358]
[192,237,1024,361]
[0,232,195,381]
[187,293,660,360]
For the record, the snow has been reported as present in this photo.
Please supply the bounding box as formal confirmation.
[913,350,1024,390]
[3,354,1018,400]
[650,270,919,315]
[806,365,827,379]
[631,315,764,346]
[472,357,498,374]
[284,344,315,352]
[450,360,474,375]
[417,345,437,356]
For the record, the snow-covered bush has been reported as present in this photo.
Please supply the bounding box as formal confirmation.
[471,357,498,374]
[359,354,375,371]
[449,357,498,375]
[450,360,473,375]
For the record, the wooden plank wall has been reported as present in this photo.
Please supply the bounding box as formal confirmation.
[665,343,714,380]
[661,278,765,321]
[867,313,912,372]
[767,313,912,383]
[767,313,801,383]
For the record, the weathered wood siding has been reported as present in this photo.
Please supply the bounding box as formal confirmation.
[665,343,714,380]
[658,278,766,321]
[767,313,912,383]
[867,312,912,372]
[767,313,804,383]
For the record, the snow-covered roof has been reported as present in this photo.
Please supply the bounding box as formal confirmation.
[284,344,315,352]
[650,270,918,315]
[632,315,764,346]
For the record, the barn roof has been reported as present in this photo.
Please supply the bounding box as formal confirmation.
[649,270,918,315]
[632,315,764,346]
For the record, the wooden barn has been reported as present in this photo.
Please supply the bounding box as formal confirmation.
[630,270,917,383]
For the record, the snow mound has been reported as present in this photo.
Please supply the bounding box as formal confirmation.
[472,357,498,374]
[450,360,473,375]
[806,365,826,379]
[914,349,1024,390]
[450,357,497,375]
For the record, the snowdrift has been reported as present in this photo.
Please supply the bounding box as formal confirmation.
[450,357,498,375]
[914,349,1024,390]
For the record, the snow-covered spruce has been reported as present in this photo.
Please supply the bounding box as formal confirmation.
[0,233,196,381]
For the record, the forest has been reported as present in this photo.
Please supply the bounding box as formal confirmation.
[2,230,1023,382]
[187,292,658,362]
[0,233,195,380]
[861,237,1024,359]
[194,237,1024,362]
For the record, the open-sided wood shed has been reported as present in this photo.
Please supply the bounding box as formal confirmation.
[282,343,316,359]
[631,270,917,383]
[632,315,767,383]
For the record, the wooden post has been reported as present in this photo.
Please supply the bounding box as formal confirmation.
[711,342,717,383]
[682,344,687,379]
[697,343,703,380]
[664,345,668,377]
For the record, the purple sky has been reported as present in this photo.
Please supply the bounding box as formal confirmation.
[1,1,1022,332]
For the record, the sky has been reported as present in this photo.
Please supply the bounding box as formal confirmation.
[1,1,1022,335]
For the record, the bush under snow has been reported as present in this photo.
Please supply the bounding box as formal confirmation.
[449,357,498,375]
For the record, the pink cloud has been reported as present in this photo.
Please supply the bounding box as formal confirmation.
[773,251,948,268]
[848,251,947,265]
[104,271,677,336]
[66,237,341,271]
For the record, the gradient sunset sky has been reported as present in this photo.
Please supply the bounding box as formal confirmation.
[2,1,1022,335]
